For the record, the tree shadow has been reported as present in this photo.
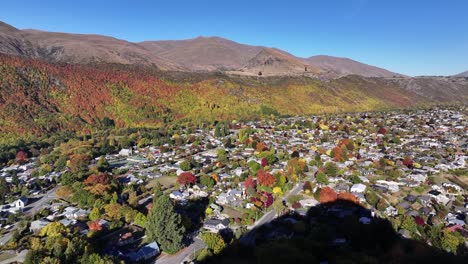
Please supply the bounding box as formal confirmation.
[201,200,466,264]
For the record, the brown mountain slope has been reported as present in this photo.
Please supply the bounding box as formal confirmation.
[140,36,263,71]
[0,20,407,76]
[453,71,468,77]
[231,48,321,76]
[305,55,403,77]
[0,22,181,70]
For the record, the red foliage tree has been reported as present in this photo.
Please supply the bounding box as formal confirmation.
[177,172,196,186]
[414,216,425,226]
[319,187,338,203]
[292,202,302,209]
[378,127,388,135]
[260,158,268,167]
[337,192,359,204]
[257,170,276,187]
[402,156,414,168]
[88,220,103,231]
[245,176,256,190]
[15,151,28,164]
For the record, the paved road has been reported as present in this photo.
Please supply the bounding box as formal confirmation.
[0,250,28,264]
[155,238,205,264]
[248,183,302,229]
[0,230,14,246]
[26,187,57,215]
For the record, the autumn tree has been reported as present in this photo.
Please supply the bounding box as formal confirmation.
[146,195,185,254]
[88,220,103,231]
[69,154,91,173]
[177,172,196,186]
[337,192,359,204]
[16,151,28,164]
[319,187,338,203]
[257,170,276,187]
[402,156,414,168]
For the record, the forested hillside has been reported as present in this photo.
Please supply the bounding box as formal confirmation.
[0,54,466,142]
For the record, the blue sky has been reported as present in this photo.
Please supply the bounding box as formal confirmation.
[1,0,467,76]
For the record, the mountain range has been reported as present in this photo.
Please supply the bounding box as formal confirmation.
[0,21,404,77]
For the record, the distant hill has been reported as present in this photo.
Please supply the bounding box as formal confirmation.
[305,55,403,77]
[139,37,263,71]
[453,71,468,77]
[232,48,321,76]
[0,20,405,77]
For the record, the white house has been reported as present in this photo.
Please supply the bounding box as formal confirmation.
[14,196,29,209]
[119,148,133,157]
[350,183,367,193]
[203,218,230,233]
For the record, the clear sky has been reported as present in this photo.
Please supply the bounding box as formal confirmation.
[1,0,467,76]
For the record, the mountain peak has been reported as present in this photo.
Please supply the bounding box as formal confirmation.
[0,21,19,33]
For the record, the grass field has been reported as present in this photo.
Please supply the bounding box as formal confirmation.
[147,176,178,190]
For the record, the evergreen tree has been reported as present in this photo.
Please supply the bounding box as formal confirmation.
[153,182,163,198]
[146,195,185,254]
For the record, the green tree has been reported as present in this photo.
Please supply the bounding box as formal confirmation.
[89,207,101,221]
[97,157,109,172]
[400,215,417,233]
[324,162,338,177]
[153,182,163,198]
[134,212,147,227]
[0,177,8,203]
[200,174,215,189]
[441,229,462,253]
[146,195,185,254]
[179,160,192,171]
[200,232,226,254]
[273,199,287,216]
[365,190,379,207]
[315,172,329,184]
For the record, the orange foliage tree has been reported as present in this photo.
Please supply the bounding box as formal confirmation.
[257,170,276,187]
[88,220,103,231]
[337,192,359,204]
[319,187,338,203]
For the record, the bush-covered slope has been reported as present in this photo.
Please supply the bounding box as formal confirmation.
[0,54,465,140]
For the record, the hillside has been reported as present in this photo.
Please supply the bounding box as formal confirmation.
[453,71,468,77]
[0,22,181,70]
[0,21,405,77]
[1,54,467,141]
[229,48,321,76]
[305,55,403,77]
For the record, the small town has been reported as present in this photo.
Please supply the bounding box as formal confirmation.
[0,106,466,263]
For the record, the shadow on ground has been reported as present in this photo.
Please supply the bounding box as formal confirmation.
[201,200,467,264]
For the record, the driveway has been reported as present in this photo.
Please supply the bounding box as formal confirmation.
[155,238,205,264]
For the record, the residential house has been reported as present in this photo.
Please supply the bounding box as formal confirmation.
[203,218,230,232]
